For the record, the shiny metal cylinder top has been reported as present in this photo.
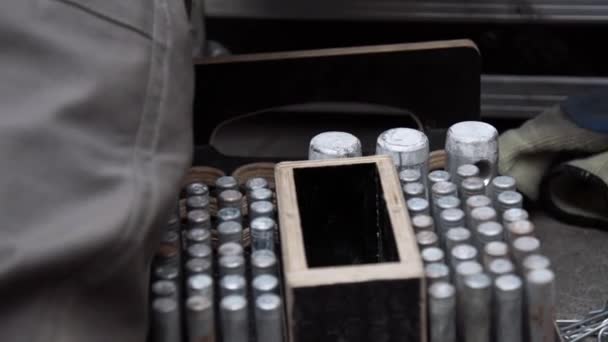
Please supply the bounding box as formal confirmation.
[445,121,499,183]
[309,131,362,160]
[376,128,430,170]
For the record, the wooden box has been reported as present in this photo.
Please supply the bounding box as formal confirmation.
[275,155,426,342]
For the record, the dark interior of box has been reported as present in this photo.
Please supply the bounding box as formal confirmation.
[293,163,399,268]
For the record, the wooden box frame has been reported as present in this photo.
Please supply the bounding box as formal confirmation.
[275,155,426,342]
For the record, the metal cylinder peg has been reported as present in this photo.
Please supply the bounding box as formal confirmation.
[187,209,211,230]
[497,190,523,217]
[217,207,242,225]
[245,177,269,195]
[154,264,180,282]
[152,297,182,342]
[526,269,556,342]
[218,221,243,245]
[490,175,516,203]
[218,242,244,257]
[186,182,209,198]
[220,274,247,298]
[249,187,273,204]
[512,236,541,269]
[251,217,276,252]
[470,206,497,231]
[252,274,280,298]
[185,228,211,248]
[483,241,510,269]
[187,243,212,261]
[251,250,278,278]
[404,182,426,200]
[503,207,529,227]
[425,263,451,285]
[445,227,472,262]
[455,164,480,188]
[465,195,492,229]
[249,200,274,222]
[417,230,440,249]
[185,258,213,277]
[376,127,430,172]
[460,176,486,203]
[422,247,445,264]
[186,296,215,342]
[399,169,422,185]
[186,195,210,212]
[506,220,535,244]
[488,258,515,280]
[220,295,249,342]
[522,254,551,275]
[218,189,243,210]
[440,208,466,234]
[255,294,284,342]
[186,274,214,298]
[151,280,178,300]
[407,197,430,216]
[428,170,451,189]
[455,261,483,339]
[431,181,458,205]
[494,274,523,342]
[476,221,504,246]
[445,121,499,184]
[451,244,479,271]
[462,273,492,342]
[435,196,461,215]
[215,176,239,195]
[219,255,246,278]
[412,214,435,232]
[309,131,362,160]
[429,282,457,342]
[156,244,180,267]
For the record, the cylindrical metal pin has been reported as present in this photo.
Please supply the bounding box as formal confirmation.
[252,274,280,298]
[503,208,529,227]
[245,177,269,195]
[187,243,212,261]
[219,254,246,278]
[249,200,274,222]
[156,243,180,267]
[445,228,472,263]
[186,274,213,298]
[445,121,499,184]
[399,169,422,185]
[439,208,465,235]
[490,176,516,203]
[215,176,239,195]
[421,247,445,264]
[432,181,458,205]
[497,190,523,218]
[186,296,215,342]
[376,127,429,173]
[435,196,461,214]
[220,295,249,342]
[470,206,497,232]
[251,217,276,252]
[152,297,182,342]
[526,269,556,342]
[218,189,243,210]
[455,164,480,188]
[487,258,515,280]
[451,244,478,270]
[476,221,504,246]
[186,195,210,212]
[154,264,180,282]
[460,176,486,203]
[185,228,211,248]
[412,214,435,232]
[425,263,451,285]
[404,182,426,200]
[494,274,523,342]
[455,261,483,339]
[522,254,551,274]
[220,274,247,297]
[185,258,213,276]
[187,209,211,230]
[217,207,242,225]
[249,187,273,204]
[218,221,243,245]
[309,131,362,160]
[251,250,278,278]
[151,280,178,300]
[506,220,535,244]
[407,197,430,216]
[255,294,284,342]
[417,230,440,249]
[512,236,541,269]
[428,282,457,342]
[186,182,209,198]
[462,273,492,342]
[218,242,244,257]
[466,195,493,228]
[483,241,510,269]
[428,170,451,189]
